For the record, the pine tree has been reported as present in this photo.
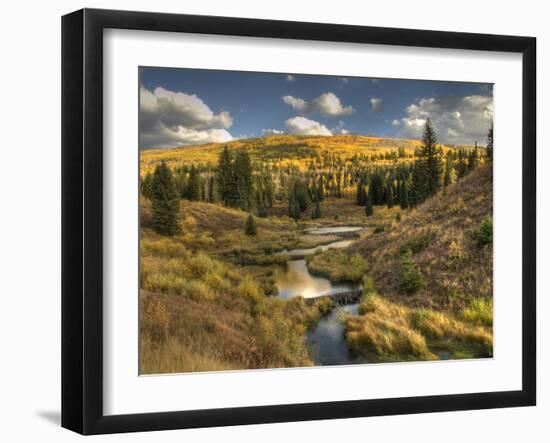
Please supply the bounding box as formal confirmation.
[468,143,479,172]
[311,198,321,219]
[385,183,394,209]
[288,185,301,220]
[486,125,494,161]
[255,188,267,217]
[317,178,325,202]
[151,161,181,236]
[356,178,367,206]
[186,164,201,201]
[400,180,409,210]
[235,150,254,211]
[245,214,257,236]
[294,179,311,212]
[141,172,154,199]
[216,146,239,207]
[415,118,442,203]
[443,155,453,194]
[365,190,374,217]
[370,173,384,205]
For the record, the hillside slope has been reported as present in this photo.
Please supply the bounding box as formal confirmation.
[139,134,444,174]
[350,164,493,311]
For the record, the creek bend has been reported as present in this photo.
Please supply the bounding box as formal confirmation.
[272,226,367,366]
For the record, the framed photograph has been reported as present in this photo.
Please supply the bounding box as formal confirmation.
[62,8,536,435]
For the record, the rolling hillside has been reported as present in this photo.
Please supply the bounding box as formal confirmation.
[349,163,493,311]
[139,134,476,175]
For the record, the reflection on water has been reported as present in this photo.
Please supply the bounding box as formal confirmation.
[274,260,361,299]
[271,226,367,366]
[307,304,367,366]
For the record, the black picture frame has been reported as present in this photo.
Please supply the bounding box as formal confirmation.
[62,8,536,435]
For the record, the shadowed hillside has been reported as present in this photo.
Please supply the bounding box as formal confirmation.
[350,163,493,311]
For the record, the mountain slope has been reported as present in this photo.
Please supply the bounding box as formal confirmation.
[350,164,493,311]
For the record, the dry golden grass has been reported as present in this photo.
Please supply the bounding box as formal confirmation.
[344,293,492,362]
[349,164,493,311]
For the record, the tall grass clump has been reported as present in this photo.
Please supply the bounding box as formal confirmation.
[306,250,368,282]
[460,298,493,327]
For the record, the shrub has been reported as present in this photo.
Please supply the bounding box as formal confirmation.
[399,231,434,255]
[399,249,424,294]
[475,217,493,247]
[245,214,258,236]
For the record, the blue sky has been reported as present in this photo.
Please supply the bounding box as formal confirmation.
[139,66,493,150]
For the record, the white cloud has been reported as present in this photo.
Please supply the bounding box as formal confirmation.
[281,92,354,117]
[370,78,380,83]
[339,129,349,135]
[285,116,332,136]
[370,97,383,113]
[282,95,308,113]
[262,129,285,136]
[139,85,234,148]
[286,74,295,82]
[393,95,493,145]
[339,77,349,84]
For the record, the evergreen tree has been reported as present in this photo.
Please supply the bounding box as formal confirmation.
[443,155,453,194]
[365,190,374,217]
[370,173,384,205]
[317,178,325,202]
[288,184,301,220]
[216,146,239,207]
[235,150,254,211]
[486,125,494,161]
[244,214,257,236]
[294,179,311,212]
[255,188,267,217]
[385,183,394,209]
[150,161,181,236]
[186,164,201,201]
[468,143,479,172]
[400,180,409,210]
[356,178,367,206]
[141,172,154,199]
[312,198,321,219]
[206,175,217,203]
[414,118,442,203]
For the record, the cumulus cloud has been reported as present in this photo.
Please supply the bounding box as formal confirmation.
[286,74,295,82]
[370,97,383,113]
[392,95,493,145]
[139,85,234,149]
[262,129,285,136]
[281,92,354,117]
[285,116,332,136]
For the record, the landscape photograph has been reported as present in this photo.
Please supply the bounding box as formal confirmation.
[138,67,494,375]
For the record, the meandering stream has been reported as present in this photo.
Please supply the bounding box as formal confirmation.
[272,226,367,366]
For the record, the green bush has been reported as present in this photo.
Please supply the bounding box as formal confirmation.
[475,217,493,247]
[399,231,434,255]
[245,214,258,236]
[399,249,424,294]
